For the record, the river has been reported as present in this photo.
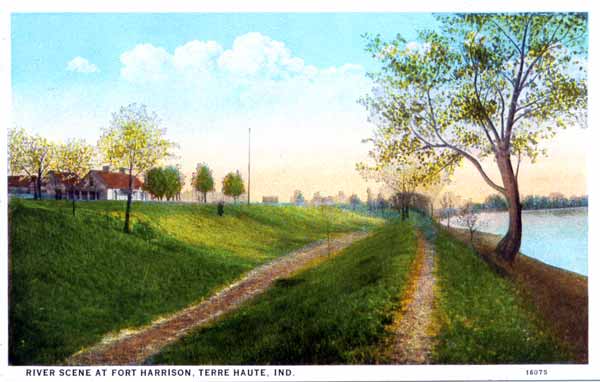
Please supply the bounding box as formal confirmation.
[452,207,588,276]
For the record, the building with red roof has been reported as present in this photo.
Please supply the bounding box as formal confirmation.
[80,166,147,201]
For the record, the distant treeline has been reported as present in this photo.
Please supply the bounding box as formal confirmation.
[473,193,588,212]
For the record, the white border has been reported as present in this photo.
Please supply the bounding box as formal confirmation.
[0,1,597,381]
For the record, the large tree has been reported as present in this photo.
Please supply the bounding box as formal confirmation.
[363,13,587,262]
[55,139,96,215]
[8,128,57,200]
[98,104,172,233]
[222,171,245,203]
[193,163,215,203]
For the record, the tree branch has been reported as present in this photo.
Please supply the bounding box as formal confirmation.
[519,23,562,91]
[491,19,522,55]
[451,145,506,195]
[494,84,506,137]
[473,68,501,144]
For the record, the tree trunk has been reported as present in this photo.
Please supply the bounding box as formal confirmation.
[203,192,207,203]
[495,151,522,263]
[124,167,133,233]
[36,170,43,200]
[72,186,76,216]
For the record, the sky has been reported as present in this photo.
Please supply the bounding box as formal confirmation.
[11,13,587,203]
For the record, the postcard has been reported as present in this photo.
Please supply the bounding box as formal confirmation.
[1,1,597,381]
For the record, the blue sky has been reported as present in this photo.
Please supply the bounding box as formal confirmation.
[10,13,586,202]
[12,13,440,201]
[12,13,436,88]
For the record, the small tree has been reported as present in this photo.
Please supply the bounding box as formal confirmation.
[349,194,361,210]
[55,139,96,216]
[376,192,388,217]
[366,188,374,213]
[144,167,167,200]
[163,166,183,201]
[222,170,245,203]
[194,163,215,203]
[8,128,58,199]
[456,201,484,245]
[440,192,455,228]
[98,104,172,233]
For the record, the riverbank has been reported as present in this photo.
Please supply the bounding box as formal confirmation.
[444,226,588,363]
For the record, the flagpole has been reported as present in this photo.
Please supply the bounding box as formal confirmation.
[248,127,251,205]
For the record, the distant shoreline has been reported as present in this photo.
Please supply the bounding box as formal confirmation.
[474,206,588,214]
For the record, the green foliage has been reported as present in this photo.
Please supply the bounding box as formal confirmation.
[150,221,417,365]
[193,163,215,202]
[8,128,58,197]
[144,167,167,199]
[55,139,96,180]
[98,104,172,177]
[98,103,173,232]
[144,166,184,201]
[362,13,587,194]
[433,228,570,363]
[222,170,245,202]
[9,200,380,365]
[163,166,184,200]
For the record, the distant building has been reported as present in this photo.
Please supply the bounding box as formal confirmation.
[80,166,147,201]
[8,166,148,201]
[310,191,339,206]
[262,196,279,204]
[290,190,305,205]
[46,171,79,200]
[8,175,39,198]
[336,191,347,204]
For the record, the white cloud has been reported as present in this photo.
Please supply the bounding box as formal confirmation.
[217,32,305,78]
[66,56,99,73]
[120,44,172,83]
[173,40,222,72]
[119,32,334,84]
[116,32,371,120]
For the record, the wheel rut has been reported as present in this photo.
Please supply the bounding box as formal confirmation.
[388,232,437,364]
[67,231,369,365]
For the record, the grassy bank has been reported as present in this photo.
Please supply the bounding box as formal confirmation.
[433,227,572,363]
[150,220,417,365]
[444,227,587,363]
[9,200,380,365]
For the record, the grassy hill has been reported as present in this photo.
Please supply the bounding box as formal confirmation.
[151,214,579,365]
[8,200,380,365]
[150,220,417,365]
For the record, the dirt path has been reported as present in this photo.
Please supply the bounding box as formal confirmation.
[387,233,437,364]
[67,231,369,366]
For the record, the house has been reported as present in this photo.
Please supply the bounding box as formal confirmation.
[8,166,148,201]
[80,166,148,201]
[262,196,278,204]
[46,171,79,200]
[8,176,39,198]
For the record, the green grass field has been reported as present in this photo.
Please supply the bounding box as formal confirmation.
[432,227,571,363]
[150,221,417,365]
[9,200,380,365]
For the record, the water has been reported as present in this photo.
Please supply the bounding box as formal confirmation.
[452,207,588,276]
